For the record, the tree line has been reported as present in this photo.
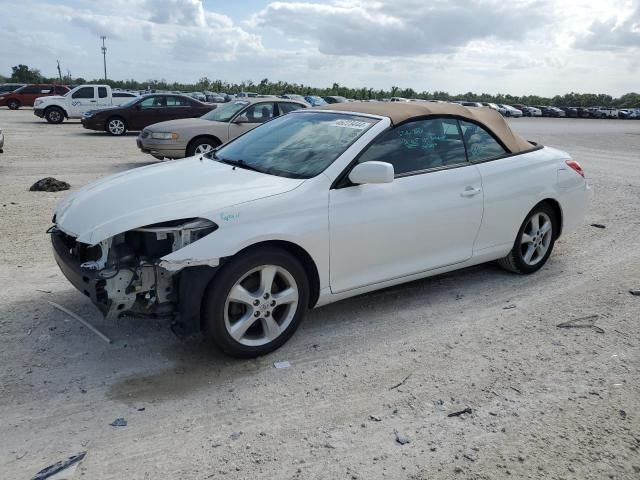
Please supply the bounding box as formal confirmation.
[3,64,639,108]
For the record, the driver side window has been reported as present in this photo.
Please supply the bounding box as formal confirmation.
[72,87,94,99]
[140,96,165,109]
[358,118,468,176]
[242,103,275,123]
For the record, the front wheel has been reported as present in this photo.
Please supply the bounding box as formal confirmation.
[202,247,309,358]
[186,137,221,157]
[106,117,127,136]
[497,203,557,274]
[8,100,20,110]
[45,107,65,124]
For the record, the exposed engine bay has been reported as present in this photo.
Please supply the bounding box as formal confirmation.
[51,218,217,320]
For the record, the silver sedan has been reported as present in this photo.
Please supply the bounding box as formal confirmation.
[137,98,307,160]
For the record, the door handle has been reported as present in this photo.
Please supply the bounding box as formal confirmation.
[90,100,97,102]
[460,187,482,197]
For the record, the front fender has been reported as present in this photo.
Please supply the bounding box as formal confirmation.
[160,176,331,290]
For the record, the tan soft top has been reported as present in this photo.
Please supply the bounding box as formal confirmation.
[317,102,533,153]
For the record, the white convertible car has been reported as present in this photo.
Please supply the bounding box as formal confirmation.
[51,103,589,357]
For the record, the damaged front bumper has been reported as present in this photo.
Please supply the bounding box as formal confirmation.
[50,218,219,332]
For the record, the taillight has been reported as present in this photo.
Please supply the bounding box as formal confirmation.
[565,160,585,178]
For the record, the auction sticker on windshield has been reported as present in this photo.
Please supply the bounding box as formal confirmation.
[331,119,370,129]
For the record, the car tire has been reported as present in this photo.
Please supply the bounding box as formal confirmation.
[106,117,127,136]
[202,246,309,358]
[497,203,558,274]
[8,100,20,110]
[186,137,221,157]
[45,107,65,124]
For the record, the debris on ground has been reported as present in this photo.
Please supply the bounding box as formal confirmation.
[369,415,382,422]
[394,430,411,445]
[31,451,86,480]
[110,417,127,427]
[230,431,242,440]
[629,289,640,296]
[48,301,112,344]
[448,407,472,417]
[590,223,606,229]
[389,373,412,390]
[556,314,605,334]
[273,361,291,369]
[503,304,516,310]
[29,177,70,192]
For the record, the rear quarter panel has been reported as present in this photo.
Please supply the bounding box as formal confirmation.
[473,146,570,254]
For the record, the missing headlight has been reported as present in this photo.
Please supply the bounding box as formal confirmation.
[127,218,218,258]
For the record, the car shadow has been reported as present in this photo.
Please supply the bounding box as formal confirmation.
[1,256,561,407]
[67,131,141,137]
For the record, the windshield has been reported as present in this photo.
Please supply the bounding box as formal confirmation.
[121,96,141,108]
[201,100,249,122]
[211,112,378,179]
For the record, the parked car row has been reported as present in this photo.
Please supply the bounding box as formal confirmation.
[137,97,307,159]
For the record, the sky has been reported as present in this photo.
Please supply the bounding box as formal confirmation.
[0,0,638,96]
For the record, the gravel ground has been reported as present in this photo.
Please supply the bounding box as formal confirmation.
[0,109,639,479]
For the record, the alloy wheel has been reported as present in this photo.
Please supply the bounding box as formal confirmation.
[520,212,553,266]
[224,265,299,347]
[194,143,214,155]
[108,119,125,135]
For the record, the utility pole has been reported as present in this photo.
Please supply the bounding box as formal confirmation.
[101,36,108,81]
[56,60,62,82]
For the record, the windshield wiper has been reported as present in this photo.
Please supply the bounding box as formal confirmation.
[218,158,265,174]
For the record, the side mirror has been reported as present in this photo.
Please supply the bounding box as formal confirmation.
[135,104,142,111]
[348,162,394,185]
[234,114,249,124]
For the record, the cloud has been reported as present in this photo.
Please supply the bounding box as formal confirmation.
[250,0,550,56]
[65,0,263,60]
[1,0,639,96]
[143,0,207,26]
[574,5,640,50]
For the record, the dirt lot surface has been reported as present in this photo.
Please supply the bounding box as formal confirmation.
[1,109,639,479]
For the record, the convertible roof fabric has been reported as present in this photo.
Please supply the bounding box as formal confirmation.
[318,102,533,153]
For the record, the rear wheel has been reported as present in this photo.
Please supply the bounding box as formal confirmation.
[497,203,557,274]
[202,247,309,358]
[106,117,127,136]
[45,107,65,124]
[186,137,221,157]
[8,100,20,110]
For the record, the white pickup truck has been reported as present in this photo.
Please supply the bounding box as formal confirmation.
[33,85,138,124]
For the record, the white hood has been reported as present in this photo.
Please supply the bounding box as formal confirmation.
[36,95,64,104]
[55,157,304,244]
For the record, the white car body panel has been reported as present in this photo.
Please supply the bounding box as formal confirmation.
[52,109,590,320]
[55,157,305,244]
[329,165,483,293]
